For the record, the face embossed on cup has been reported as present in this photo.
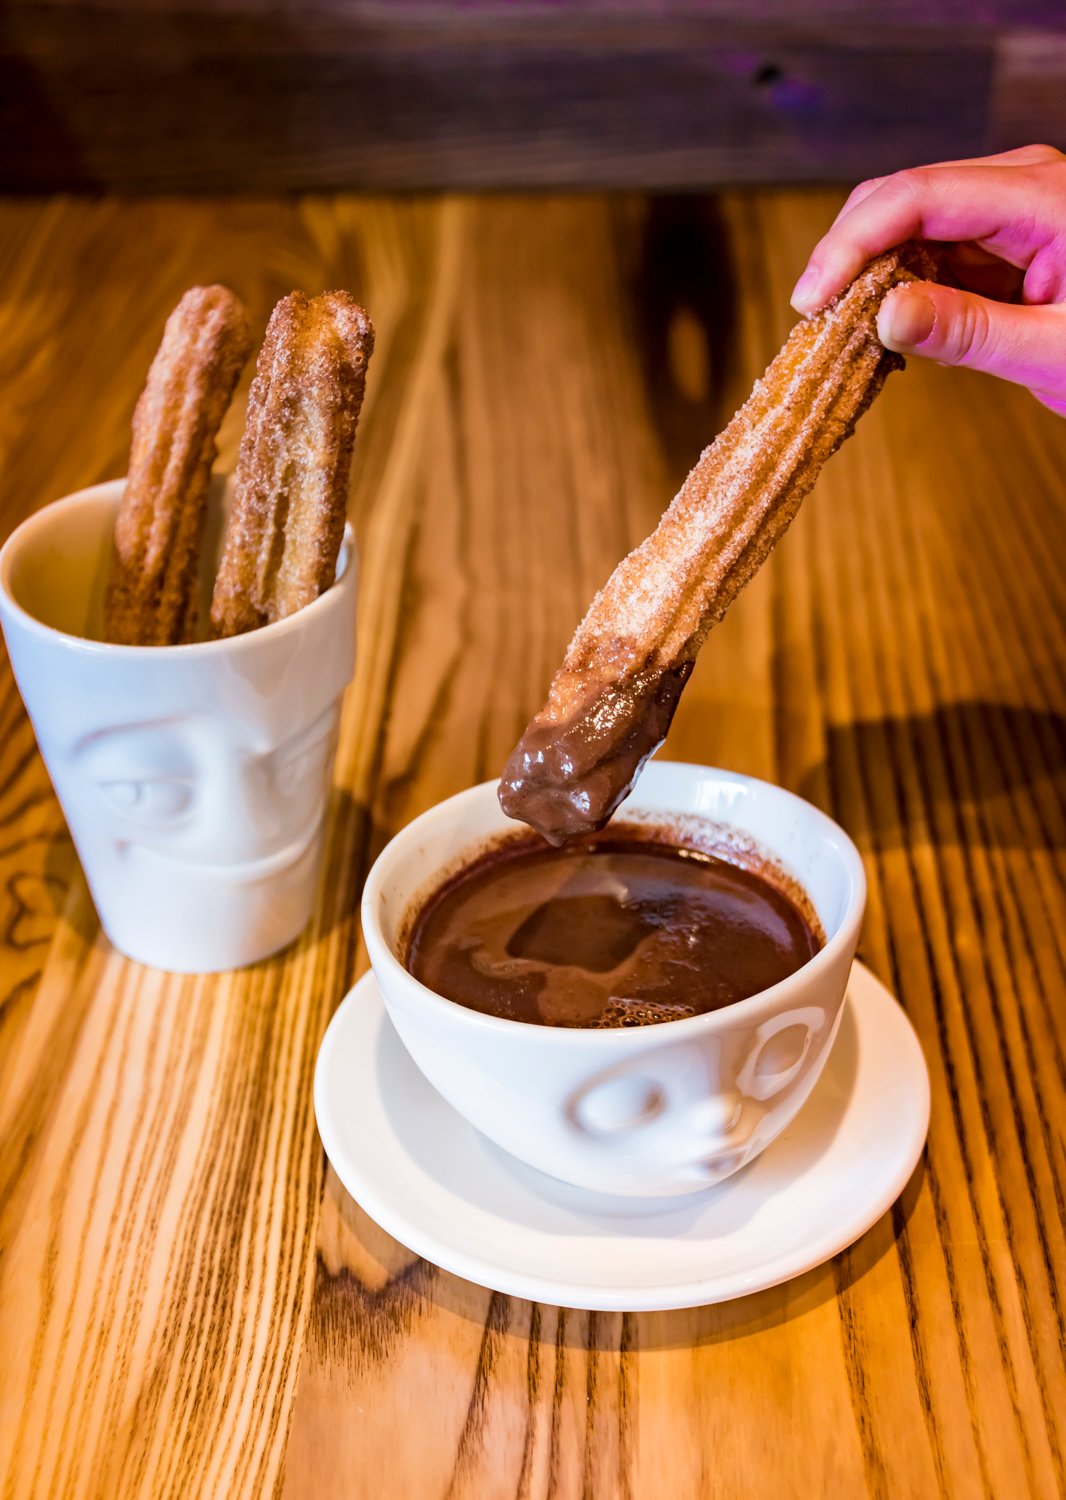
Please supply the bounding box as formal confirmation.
[0,479,357,972]
[403,823,824,1029]
[363,768,866,1197]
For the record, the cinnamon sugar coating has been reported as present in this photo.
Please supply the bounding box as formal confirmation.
[104,285,251,645]
[500,245,934,843]
[208,291,374,638]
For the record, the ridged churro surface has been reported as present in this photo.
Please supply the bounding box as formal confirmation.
[500,246,933,843]
[209,291,374,638]
[104,285,251,645]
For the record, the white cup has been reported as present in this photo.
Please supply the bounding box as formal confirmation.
[362,763,866,1198]
[0,478,356,972]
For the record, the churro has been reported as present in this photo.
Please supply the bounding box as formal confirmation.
[209,291,374,638]
[500,246,933,844]
[104,285,251,646]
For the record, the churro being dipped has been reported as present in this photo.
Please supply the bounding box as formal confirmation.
[209,291,374,638]
[104,285,251,646]
[500,245,933,845]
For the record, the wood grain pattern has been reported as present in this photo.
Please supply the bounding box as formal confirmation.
[0,190,1064,1498]
[2,6,1064,191]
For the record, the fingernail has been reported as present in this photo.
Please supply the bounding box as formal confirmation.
[878,287,936,349]
[790,267,823,313]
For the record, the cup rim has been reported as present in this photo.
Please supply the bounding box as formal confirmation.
[361,763,867,1045]
[0,477,355,659]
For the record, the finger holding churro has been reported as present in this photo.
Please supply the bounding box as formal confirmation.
[104,284,251,646]
[209,291,375,639]
[500,245,934,845]
[791,146,1066,417]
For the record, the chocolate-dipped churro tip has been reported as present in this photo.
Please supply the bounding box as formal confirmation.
[500,244,935,845]
[104,284,252,646]
[209,290,375,639]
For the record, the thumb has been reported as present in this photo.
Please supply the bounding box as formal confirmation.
[877,281,1066,398]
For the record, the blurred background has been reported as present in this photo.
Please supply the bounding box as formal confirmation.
[2,0,1064,192]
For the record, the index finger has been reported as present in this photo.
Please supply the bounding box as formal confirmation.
[824,145,1062,235]
[791,153,1066,313]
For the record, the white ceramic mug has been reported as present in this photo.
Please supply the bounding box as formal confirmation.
[362,763,867,1198]
[0,478,357,972]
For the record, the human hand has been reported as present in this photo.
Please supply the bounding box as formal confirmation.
[790,145,1066,417]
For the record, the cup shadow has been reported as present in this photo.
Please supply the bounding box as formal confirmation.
[793,701,1066,853]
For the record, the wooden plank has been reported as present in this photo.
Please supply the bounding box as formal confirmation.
[0,13,999,191]
[0,190,1064,1497]
[6,0,1064,20]
[990,31,1066,149]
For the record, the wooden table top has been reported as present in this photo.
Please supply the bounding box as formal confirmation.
[0,191,1064,1500]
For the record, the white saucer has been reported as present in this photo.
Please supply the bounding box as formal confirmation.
[314,962,930,1311]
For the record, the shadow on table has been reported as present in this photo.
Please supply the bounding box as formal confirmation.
[628,193,741,485]
[785,700,1066,853]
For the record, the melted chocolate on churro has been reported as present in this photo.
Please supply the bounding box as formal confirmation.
[499,663,691,846]
[405,828,821,1028]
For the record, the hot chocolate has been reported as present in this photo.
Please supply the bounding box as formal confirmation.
[404,825,822,1028]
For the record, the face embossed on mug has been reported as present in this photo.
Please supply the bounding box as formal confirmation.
[404,825,823,1028]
